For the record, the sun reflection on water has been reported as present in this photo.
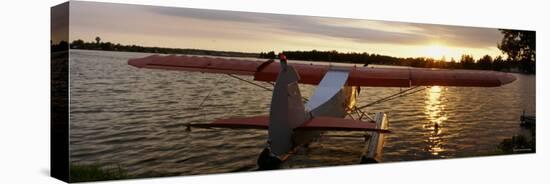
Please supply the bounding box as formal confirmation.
[424,86,448,155]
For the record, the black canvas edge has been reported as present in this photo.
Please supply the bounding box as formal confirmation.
[51,1,70,182]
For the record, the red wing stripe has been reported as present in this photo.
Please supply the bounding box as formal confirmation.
[348,67,411,87]
[144,63,257,75]
[349,67,515,87]
[128,55,265,76]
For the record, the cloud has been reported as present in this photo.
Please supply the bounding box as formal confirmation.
[406,23,502,48]
[70,1,503,50]
[145,5,502,48]
[144,6,271,24]
[146,6,429,44]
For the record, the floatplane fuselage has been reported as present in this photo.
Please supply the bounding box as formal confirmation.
[255,55,388,169]
[128,53,515,170]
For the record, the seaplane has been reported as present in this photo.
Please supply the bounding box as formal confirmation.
[128,53,516,170]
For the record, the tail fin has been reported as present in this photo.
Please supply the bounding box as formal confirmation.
[268,59,306,156]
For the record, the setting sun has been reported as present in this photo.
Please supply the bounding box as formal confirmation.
[422,43,462,61]
[424,44,454,59]
[425,44,444,58]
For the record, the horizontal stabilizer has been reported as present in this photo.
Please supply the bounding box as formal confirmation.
[193,116,389,133]
[296,117,390,133]
[190,116,269,129]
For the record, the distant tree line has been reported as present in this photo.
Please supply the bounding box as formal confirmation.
[68,37,259,58]
[260,50,529,73]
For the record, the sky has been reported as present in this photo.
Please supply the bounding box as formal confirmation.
[66,1,505,60]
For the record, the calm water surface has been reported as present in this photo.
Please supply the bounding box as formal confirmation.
[69,50,535,176]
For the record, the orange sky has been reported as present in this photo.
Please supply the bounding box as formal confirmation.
[66,1,505,60]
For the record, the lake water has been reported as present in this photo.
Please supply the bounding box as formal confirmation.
[68,50,535,177]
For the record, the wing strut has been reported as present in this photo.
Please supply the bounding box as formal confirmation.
[227,74,273,92]
[357,86,428,110]
[226,73,310,103]
[350,86,429,121]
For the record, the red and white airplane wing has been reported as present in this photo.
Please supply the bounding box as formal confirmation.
[129,55,516,87]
